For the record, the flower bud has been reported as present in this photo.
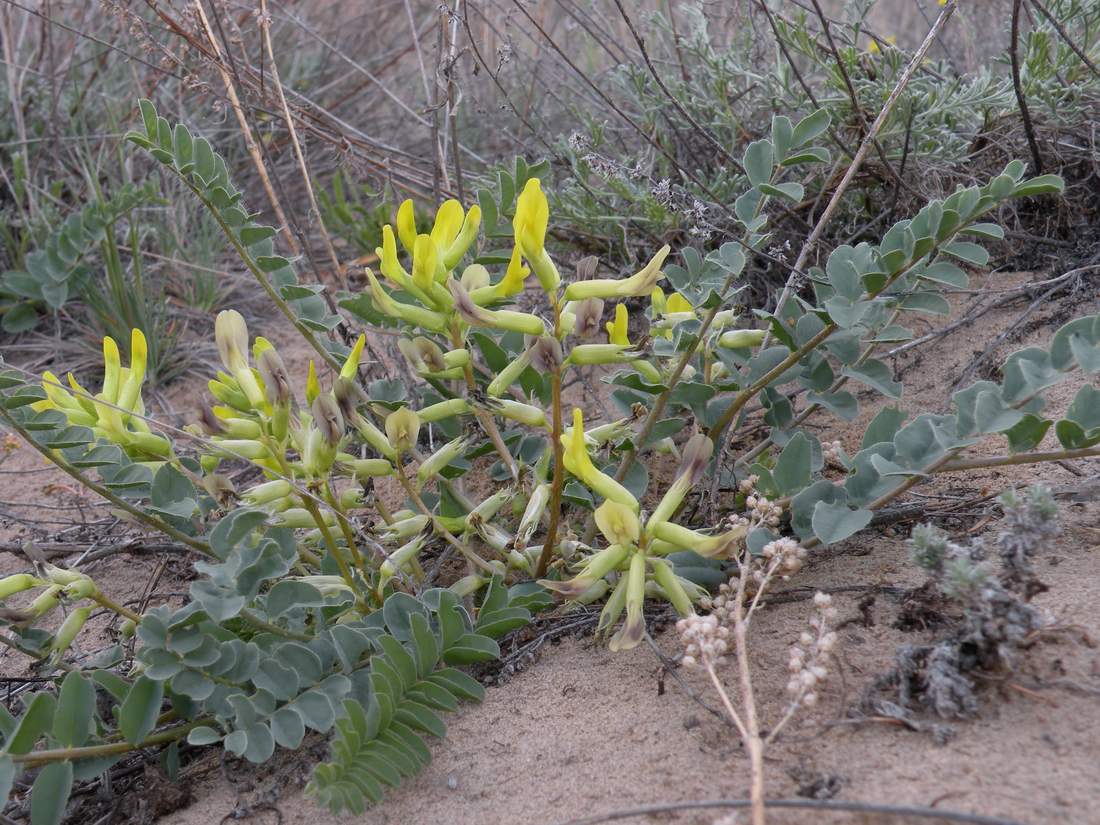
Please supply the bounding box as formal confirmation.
[51,607,91,656]
[416,437,469,487]
[0,573,43,600]
[718,329,767,349]
[342,458,394,479]
[243,479,293,506]
[487,349,531,397]
[418,398,470,422]
[486,399,547,428]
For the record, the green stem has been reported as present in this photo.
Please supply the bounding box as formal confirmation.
[935,444,1100,473]
[89,591,141,623]
[13,718,211,767]
[394,469,497,575]
[536,364,564,577]
[735,307,904,467]
[0,406,212,556]
[323,482,371,578]
[239,608,312,641]
[452,324,518,482]
[186,181,341,374]
[299,496,362,601]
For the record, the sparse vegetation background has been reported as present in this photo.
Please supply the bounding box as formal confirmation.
[0,1,1099,824]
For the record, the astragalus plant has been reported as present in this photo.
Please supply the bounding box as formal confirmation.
[0,96,1090,823]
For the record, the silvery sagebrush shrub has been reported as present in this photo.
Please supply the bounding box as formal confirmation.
[0,97,1087,821]
[864,485,1060,722]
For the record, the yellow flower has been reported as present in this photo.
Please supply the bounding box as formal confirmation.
[868,35,896,54]
[431,199,465,250]
[609,552,647,651]
[563,245,670,301]
[501,244,529,296]
[666,293,693,314]
[513,179,548,259]
[594,500,640,547]
[561,408,639,511]
[412,233,439,292]
[364,267,449,331]
[606,303,629,346]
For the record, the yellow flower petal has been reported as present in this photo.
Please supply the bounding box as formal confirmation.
[513,179,549,259]
[606,303,629,346]
[396,199,417,252]
[431,199,465,249]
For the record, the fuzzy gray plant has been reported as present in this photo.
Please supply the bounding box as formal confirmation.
[863,485,1060,723]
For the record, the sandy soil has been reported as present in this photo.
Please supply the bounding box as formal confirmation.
[3,270,1100,824]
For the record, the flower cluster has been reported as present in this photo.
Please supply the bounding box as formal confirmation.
[785,592,838,708]
[676,612,730,668]
[757,537,807,581]
[822,439,844,468]
[745,494,783,528]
